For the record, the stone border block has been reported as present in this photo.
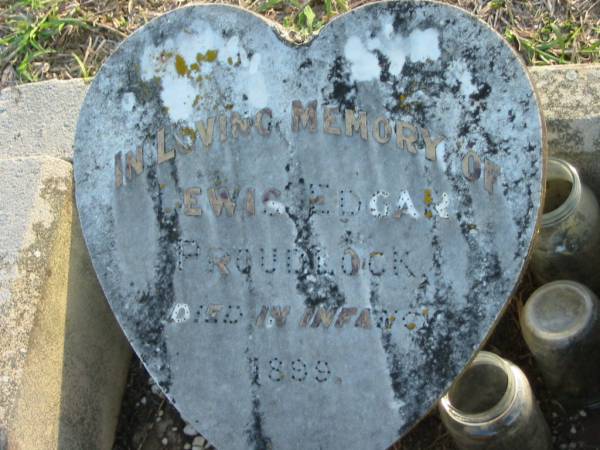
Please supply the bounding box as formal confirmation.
[0,156,130,450]
[0,80,88,161]
[529,64,600,194]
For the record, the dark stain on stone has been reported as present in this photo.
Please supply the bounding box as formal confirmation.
[240,263,251,276]
[388,2,417,32]
[283,173,346,309]
[374,50,391,83]
[508,109,516,122]
[117,52,180,394]
[369,280,405,401]
[244,345,272,450]
[408,219,459,399]
[130,163,181,394]
[123,59,163,107]
[288,204,346,308]
[470,82,492,101]
[324,56,357,110]
[299,58,313,70]
[246,396,272,450]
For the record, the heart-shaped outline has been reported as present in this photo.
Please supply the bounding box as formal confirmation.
[74,2,546,449]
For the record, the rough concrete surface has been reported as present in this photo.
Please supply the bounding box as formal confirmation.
[0,79,88,161]
[530,64,600,195]
[0,156,130,450]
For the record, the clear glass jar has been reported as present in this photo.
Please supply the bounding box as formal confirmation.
[521,280,600,409]
[531,158,600,293]
[438,351,552,450]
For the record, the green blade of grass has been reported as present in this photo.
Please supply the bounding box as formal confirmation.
[72,52,91,80]
[257,0,283,13]
[304,5,315,33]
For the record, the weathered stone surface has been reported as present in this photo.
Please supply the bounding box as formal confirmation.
[530,64,600,196]
[74,3,545,449]
[0,156,130,450]
[0,79,88,160]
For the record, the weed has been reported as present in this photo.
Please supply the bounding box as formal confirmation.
[0,1,90,80]
[72,52,90,81]
[506,18,599,65]
[255,0,348,37]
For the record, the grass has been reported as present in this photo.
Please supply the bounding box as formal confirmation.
[0,0,598,84]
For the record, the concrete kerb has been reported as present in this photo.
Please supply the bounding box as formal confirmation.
[0,64,597,448]
[0,155,131,449]
[0,79,88,161]
[529,64,600,196]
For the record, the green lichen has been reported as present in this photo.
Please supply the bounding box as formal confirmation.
[205,50,218,62]
[175,54,188,76]
[180,127,197,141]
[424,189,433,205]
[196,50,219,64]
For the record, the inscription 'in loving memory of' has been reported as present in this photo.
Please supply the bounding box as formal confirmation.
[113,101,502,220]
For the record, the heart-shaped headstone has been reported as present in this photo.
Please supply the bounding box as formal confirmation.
[74,2,544,449]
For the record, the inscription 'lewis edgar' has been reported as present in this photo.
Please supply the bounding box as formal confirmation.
[114,101,502,212]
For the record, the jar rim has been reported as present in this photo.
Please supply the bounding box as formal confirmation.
[542,158,581,227]
[440,352,517,425]
[522,280,597,344]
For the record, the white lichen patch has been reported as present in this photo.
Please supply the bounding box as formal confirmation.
[121,92,136,112]
[445,59,477,98]
[343,37,381,82]
[139,25,269,124]
[344,19,440,82]
[246,53,268,109]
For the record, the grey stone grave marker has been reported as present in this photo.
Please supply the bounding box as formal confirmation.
[74,2,545,449]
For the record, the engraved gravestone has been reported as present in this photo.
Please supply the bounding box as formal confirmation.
[74,2,545,449]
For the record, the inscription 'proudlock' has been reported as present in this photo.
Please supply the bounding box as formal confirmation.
[74,3,545,450]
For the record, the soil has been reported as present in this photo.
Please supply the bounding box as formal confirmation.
[112,270,600,450]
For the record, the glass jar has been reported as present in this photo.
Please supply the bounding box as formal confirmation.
[521,280,600,409]
[531,158,600,293]
[438,351,552,450]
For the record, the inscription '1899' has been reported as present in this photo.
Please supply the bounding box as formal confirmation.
[113,100,501,194]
